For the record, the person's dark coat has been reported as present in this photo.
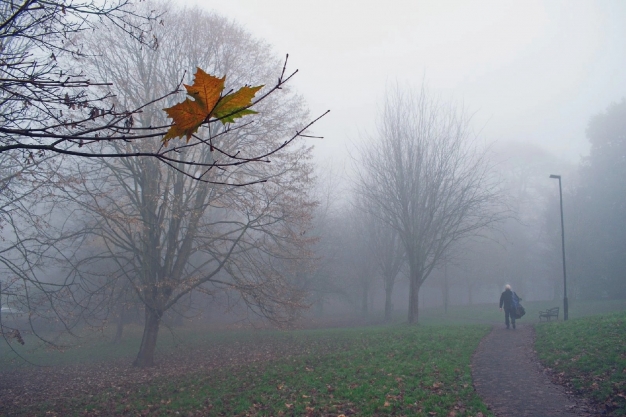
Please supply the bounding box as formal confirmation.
[500,288,513,310]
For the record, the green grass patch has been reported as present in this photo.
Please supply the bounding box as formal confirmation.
[535,310,626,416]
[22,324,494,416]
[3,298,625,370]
[419,298,626,326]
[0,323,294,369]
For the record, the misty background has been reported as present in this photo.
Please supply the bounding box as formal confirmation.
[1,0,625,365]
[187,0,626,311]
[199,0,626,164]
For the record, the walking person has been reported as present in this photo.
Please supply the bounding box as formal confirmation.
[499,284,515,329]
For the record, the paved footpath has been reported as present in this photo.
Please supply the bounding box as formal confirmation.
[471,323,600,417]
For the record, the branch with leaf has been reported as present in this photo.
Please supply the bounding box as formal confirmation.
[0,0,328,180]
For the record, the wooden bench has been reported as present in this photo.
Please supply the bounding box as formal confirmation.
[539,307,559,321]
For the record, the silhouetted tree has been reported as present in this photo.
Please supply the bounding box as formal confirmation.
[0,3,322,366]
[355,84,505,323]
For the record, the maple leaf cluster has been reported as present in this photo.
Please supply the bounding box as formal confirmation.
[162,67,263,144]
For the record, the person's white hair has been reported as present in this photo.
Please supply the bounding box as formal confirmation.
[505,284,511,290]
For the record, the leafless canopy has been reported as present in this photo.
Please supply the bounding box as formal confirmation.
[355,84,505,323]
[0,1,157,152]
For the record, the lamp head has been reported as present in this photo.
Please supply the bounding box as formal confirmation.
[549,174,561,179]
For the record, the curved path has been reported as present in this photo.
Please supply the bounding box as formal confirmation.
[471,323,598,417]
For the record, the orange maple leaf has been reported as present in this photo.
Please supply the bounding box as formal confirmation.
[162,67,262,144]
[184,68,225,114]
[163,98,206,142]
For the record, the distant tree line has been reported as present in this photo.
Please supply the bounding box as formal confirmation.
[561,100,626,300]
[305,100,626,317]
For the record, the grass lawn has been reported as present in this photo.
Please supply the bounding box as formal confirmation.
[0,322,268,369]
[9,324,494,417]
[3,298,625,369]
[3,298,626,416]
[535,310,626,416]
[374,298,626,327]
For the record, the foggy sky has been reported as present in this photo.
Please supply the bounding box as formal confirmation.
[188,0,626,166]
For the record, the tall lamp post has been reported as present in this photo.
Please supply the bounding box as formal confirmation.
[549,174,568,320]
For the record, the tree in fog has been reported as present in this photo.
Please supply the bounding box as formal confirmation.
[351,196,405,321]
[371,216,404,321]
[297,164,348,316]
[0,153,67,345]
[569,100,626,298]
[0,0,325,352]
[344,203,378,315]
[0,0,156,343]
[307,188,404,320]
[4,4,317,367]
[355,85,504,323]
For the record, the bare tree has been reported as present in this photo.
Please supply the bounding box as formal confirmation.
[0,0,323,351]
[75,5,315,367]
[1,4,318,367]
[0,149,73,349]
[355,84,505,323]
[0,1,160,347]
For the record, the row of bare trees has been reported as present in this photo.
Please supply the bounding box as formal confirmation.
[300,85,508,324]
[310,102,611,321]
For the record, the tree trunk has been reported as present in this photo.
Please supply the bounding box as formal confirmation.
[408,275,420,324]
[384,286,393,322]
[361,283,369,315]
[443,263,449,314]
[112,309,125,344]
[133,307,162,368]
